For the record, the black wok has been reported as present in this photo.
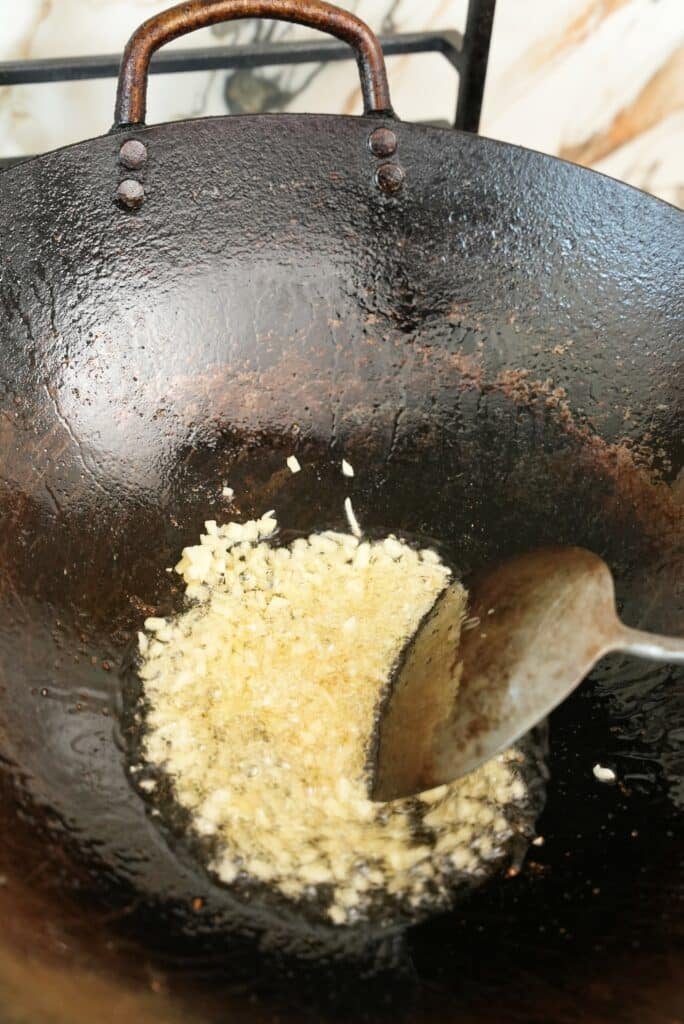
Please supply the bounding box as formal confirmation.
[0,1,682,1021]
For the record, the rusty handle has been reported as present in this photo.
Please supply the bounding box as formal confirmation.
[114,0,393,127]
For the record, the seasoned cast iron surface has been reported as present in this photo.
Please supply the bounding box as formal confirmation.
[0,114,682,1020]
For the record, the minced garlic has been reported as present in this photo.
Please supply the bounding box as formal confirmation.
[137,513,533,925]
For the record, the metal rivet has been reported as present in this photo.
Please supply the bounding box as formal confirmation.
[117,179,145,210]
[369,126,398,159]
[119,139,147,170]
[375,162,405,195]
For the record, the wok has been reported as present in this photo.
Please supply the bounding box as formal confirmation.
[0,1,682,1021]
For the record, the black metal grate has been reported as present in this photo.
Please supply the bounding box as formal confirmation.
[0,0,496,167]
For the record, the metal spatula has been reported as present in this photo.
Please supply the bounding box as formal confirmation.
[371,547,684,802]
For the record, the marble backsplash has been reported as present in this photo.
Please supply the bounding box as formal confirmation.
[0,0,682,206]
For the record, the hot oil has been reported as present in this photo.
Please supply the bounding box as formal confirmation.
[124,511,545,938]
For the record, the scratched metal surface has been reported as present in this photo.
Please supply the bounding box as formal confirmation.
[0,113,682,1021]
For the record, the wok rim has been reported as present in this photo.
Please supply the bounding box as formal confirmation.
[1,110,681,216]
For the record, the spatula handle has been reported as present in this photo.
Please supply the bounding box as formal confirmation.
[616,625,684,664]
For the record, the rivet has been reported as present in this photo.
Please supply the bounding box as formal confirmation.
[369,126,398,159]
[117,179,145,210]
[119,139,147,170]
[375,162,405,195]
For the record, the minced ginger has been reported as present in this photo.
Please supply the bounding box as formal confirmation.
[137,512,529,925]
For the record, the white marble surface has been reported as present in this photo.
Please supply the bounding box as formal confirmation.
[0,0,682,205]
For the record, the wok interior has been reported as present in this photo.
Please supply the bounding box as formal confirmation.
[0,328,681,1009]
[0,117,681,1020]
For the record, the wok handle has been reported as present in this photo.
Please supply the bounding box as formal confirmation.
[114,0,394,127]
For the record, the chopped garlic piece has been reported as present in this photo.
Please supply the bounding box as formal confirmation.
[286,455,301,474]
[593,763,616,783]
[144,617,167,633]
[344,496,362,538]
[222,486,234,499]
[341,459,354,478]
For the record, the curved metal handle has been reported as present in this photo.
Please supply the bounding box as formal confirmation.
[114,0,393,127]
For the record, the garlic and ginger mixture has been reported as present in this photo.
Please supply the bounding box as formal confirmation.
[137,511,530,925]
